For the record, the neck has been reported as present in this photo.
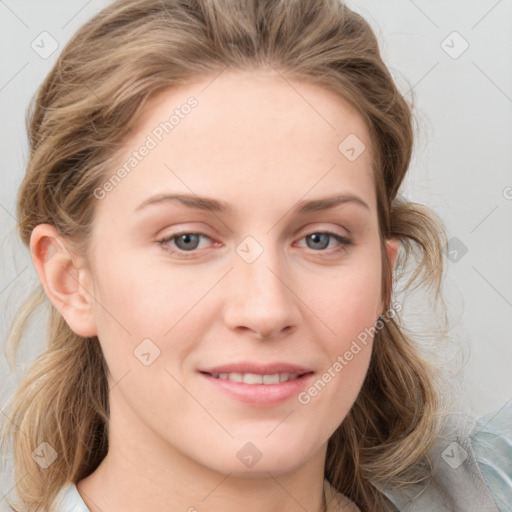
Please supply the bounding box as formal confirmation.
[77,427,329,512]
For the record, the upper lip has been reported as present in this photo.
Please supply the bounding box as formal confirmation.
[199,362,314,375]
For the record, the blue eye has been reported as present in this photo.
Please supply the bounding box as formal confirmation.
[157,232,211,258]
[157,230,352,259]
[301,231,352,251]
[166,233,203,251]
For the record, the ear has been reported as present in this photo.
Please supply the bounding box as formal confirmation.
[378,237,400,316]
[30,224,98,337]
[386,237,399,272]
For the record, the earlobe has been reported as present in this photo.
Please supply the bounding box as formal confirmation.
[386,237,400,271]
[30,224,98,338]
[378,237,400,318]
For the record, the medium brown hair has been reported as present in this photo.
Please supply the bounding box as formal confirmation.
[1,1,449,510]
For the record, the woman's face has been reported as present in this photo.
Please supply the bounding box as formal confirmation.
[82,69,398,476]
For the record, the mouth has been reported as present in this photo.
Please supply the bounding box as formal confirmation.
[197,364,315,405]
[200,371,312,384]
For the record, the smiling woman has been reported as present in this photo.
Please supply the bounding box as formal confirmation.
[1,1,510,512]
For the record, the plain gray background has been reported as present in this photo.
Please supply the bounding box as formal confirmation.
[1,0,511,507]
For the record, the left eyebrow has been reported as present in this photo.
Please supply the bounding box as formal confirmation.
[134,193,370,215]
[293,194,370,214]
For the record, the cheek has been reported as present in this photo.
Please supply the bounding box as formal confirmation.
[318,253,382,351]
[297,252,381,421]
[91,248,187,330]
[88,254,207,371]
[89,236,382,378]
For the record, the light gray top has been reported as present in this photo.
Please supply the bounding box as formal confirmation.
[53,402,512,511]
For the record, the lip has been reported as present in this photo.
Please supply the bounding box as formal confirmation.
[197,361,315,406]
[199,362,313,375]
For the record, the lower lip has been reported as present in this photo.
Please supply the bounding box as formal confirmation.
[199,372,315,405]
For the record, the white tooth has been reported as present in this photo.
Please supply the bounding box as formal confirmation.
[263,373,280,384]
[243,373,264,384]
[215,372,301,384]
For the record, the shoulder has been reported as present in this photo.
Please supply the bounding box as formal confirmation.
[372,402,512,511]
[470,401,512,512]
[53,483,91,512]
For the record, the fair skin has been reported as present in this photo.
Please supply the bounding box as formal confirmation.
[31,69,398,512]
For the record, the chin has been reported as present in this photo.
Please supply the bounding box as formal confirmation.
[194,436,321,477]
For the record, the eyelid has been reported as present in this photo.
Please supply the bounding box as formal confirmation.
[157,226,353,259]
[157,231,217,254]
[157,221,350,241]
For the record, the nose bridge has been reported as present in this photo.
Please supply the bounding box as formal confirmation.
[236,233,290,303]
[224,233,299,338]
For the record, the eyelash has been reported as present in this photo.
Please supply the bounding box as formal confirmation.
[157,230,353,259]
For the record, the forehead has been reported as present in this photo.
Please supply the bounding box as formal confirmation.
[100,68,376,218]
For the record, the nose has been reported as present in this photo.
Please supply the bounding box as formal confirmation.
[222,243,301,341]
